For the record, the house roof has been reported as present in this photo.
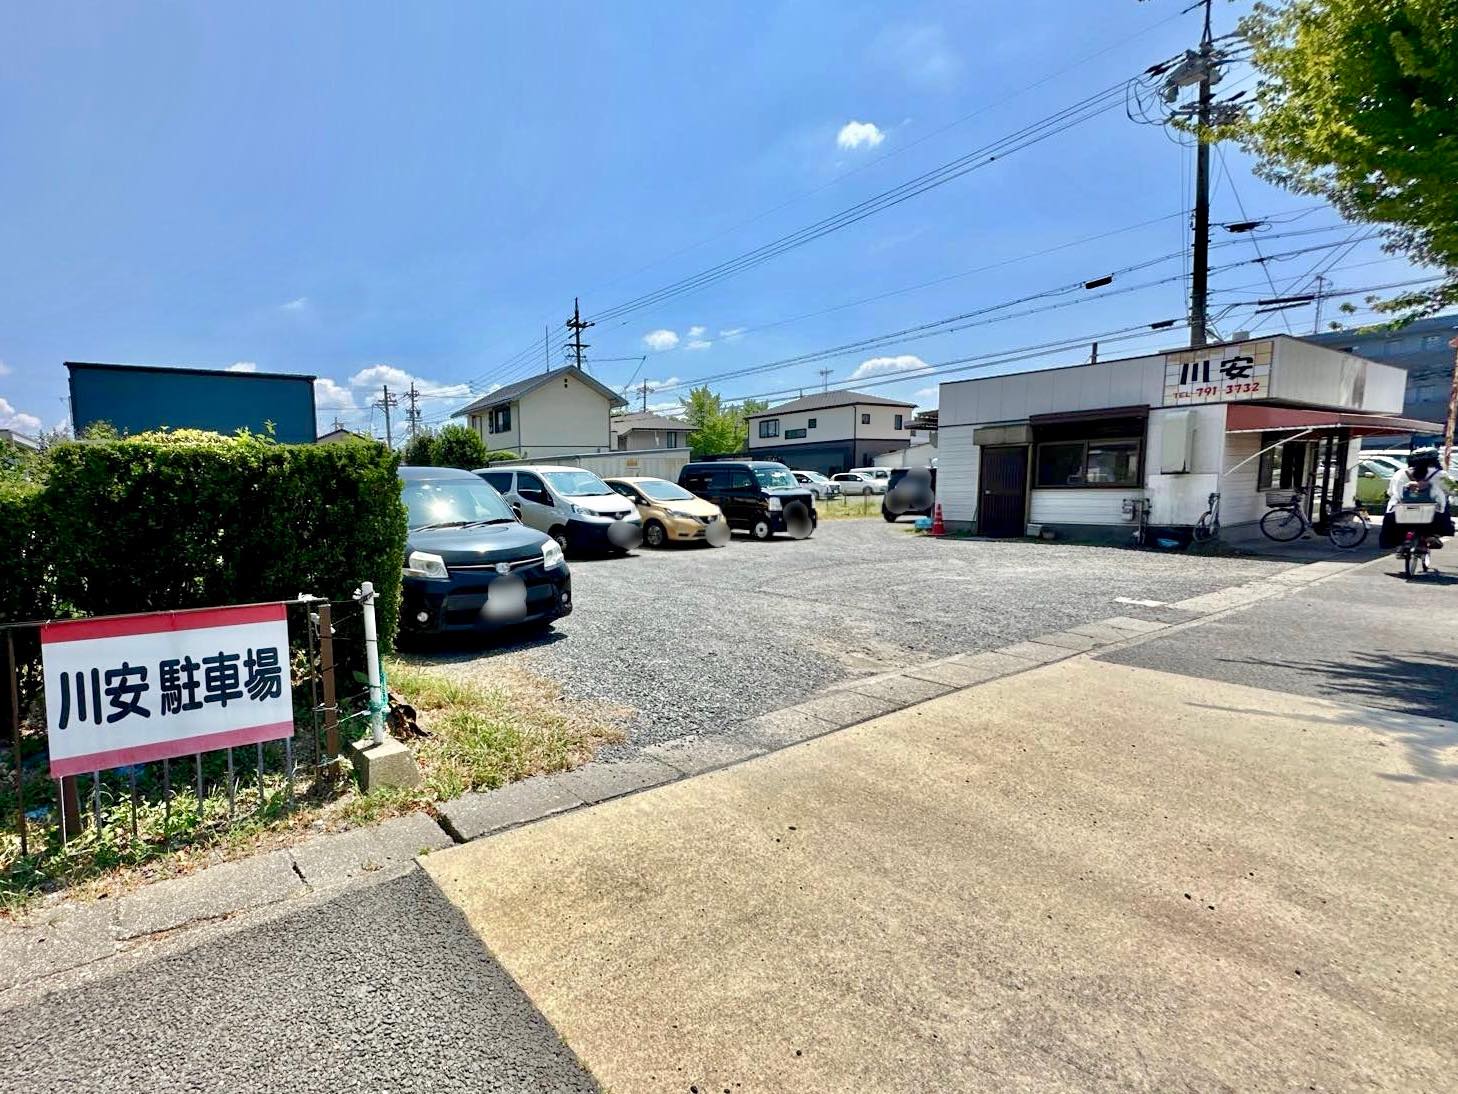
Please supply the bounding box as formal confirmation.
[452,365,629,417]
[611,411,689,432]
[744,389,917,419]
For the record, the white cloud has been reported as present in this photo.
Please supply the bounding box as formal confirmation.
[685,339,712,351]
[718,327,747,340]
[643,376,681,392]
[280,297,309,312]
[0,396,43,436]
[227,361,258,373]
[850,354,929,380]
[643,329,680,352]
[836,120,885,150]
[313,378,356,411]
[646,400,683,415]
[687,325,707,338]
[0,360,11,377]
[348,364,471,399]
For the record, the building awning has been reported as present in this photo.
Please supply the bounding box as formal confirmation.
[1224,404,1446,437]
[1029,404,1148,425]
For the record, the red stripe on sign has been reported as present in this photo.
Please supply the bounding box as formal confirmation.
[41,602,287,644]
[48,720,295,778]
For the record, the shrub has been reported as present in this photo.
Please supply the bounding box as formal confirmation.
[431,424,490,469]
[12,431,408,649]
[0,476,47,625]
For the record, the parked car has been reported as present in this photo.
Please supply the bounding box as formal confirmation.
[604,476,729,548]
[883,466,937,522]
[475,465,642,555]
[398,466,571,637]
[678,460,817,540]
[790,470,841,500]
[832,471,886,496]
[1355,457,1400,507]
[849,466,892,483]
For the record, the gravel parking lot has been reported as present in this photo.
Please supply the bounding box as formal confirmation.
[420,520,1293,753]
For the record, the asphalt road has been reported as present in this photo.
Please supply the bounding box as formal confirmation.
[417,520,1291,750]
[1,870,597,1094]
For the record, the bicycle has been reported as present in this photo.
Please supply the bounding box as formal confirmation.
[1191,492,1220,543]
[1396,531,1437,579]
[1259,489,1369,549]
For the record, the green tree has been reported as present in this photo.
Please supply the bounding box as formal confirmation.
[429,423,491,469]
[1232,0,1458,316]
[682,386,745,455]
[401,428,438,467]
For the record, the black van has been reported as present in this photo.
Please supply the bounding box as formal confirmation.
[678,461,817,540]
[882,466,937,522]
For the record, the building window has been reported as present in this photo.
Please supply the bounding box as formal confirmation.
[1035,438,1141,487]
[489,405,511,433]
[861,413,871,425]
[785,428,807,439]
[807,418,816,429]
[1257,433,1315,491]
[667,431,678,449]
[759,419,780,439]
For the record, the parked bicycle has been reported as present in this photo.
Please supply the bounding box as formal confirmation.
[1260,489,1369,549]
[1192,492,1220,543]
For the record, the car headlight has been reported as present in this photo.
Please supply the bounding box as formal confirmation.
[665,508,694,519]
[403,550,449,580]
[767,496,782,511]
[541,539,565,570]
[570,503,588,517]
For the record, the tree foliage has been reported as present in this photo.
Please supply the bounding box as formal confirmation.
[400,424,517,469]
[1232,0,1458,316]
[682,387,765,455]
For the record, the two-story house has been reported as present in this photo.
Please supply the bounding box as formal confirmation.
[453,365,628,458]
[744,389,917,476]
[609,411,692,452]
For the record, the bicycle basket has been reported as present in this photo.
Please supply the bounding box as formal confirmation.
[1395,502,1438,525]
[1265,491,1300,507]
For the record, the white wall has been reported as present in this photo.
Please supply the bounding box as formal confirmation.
[517,371,616,456]
[475,406,520,452]
[1028,490,1139,527]
[874,439,936,468]
[747,402,913,449]
[940,356,1165,428]
[1268,337,1405,412]
[936,425,981,525]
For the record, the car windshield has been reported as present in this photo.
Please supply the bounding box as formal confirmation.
[754,467,798,490]
[542,470,615,497]
[402,479,515,530]
[801,472,829,482]
[638,480,695,502]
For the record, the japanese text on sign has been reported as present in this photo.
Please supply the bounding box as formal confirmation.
[1162,340,1274,406]
[42,604,294,778]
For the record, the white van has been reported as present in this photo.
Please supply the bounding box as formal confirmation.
[476,465,642,555]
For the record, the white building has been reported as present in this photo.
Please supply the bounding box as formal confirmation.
[453,365,628,459]
[744,390,916,476]
[610,411,692,452]
[937,335,1439,542]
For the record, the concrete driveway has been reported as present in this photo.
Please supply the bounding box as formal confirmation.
[423,562,1458,1092]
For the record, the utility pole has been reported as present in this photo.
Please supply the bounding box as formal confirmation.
[1312,275,1330,334]
[636,380,651,412]
[1445,335,1458,473]
[330,415,345,432]
[564,297,593,371]
[374,384,398,447]
[817,367,832,392]
[1188,0,1214,348]
[403,382,422,441]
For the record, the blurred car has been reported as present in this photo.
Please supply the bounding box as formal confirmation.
[476,465,641,555]
[678,460,817,540]
[398,466,571,637]
[832,471,886,496]
[789,470,841,500]
[1355,457,1400,507]
[605,476,728,548]
[849,466,893,484]
[882,466,937,522]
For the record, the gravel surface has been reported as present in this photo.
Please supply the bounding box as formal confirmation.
[423,520,1293,752]
[2,870,597,1094]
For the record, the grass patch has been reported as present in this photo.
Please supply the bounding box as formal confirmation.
[1,660,623,914]
[818,494,885,520]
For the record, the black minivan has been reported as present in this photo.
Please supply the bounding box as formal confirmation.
[882,466,937,522]
[678,460,817,540]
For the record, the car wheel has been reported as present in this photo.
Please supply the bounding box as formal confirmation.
[882,509,897,523]
[549,526,570,553]
[751,518,773,540]
[643,520,667,548]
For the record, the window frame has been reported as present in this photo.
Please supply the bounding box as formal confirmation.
[1033,436,1142,489]
[894,414,904,430]
[807,417,817,429]
[488,404,512,434]
[861,413,871,425]
[758,419,780,439]
[784,427,807,439]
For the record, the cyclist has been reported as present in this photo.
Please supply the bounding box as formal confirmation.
[1378,446,1454,549]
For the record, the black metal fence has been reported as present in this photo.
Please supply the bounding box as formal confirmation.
[0,596,375,869]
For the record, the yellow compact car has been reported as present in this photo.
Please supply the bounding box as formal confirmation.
[605,476,729,548]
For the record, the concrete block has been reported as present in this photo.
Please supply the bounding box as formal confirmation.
[0,899,117,991]
[347,736,421,792]
[289,813,453,890]
[997,641,1073,664]
[1032,631,1101,652]
[1098,615,1169,635]
[740,709,839,750]
[1064,621,1141,644]
[553,758,680,804]
[846,673,953,707]
[436,774,587,842]
[115,850,302,940]
[904,658,1013,688]
[956,651,1042,680]
[642,734,768,776]
[780,690,898,731]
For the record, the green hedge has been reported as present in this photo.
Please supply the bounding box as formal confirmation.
[0,478,47,625]
[7,431,408,648]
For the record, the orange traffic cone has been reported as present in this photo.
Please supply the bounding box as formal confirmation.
[929,501,946,537]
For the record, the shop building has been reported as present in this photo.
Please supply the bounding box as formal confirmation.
[937,336,1441,542]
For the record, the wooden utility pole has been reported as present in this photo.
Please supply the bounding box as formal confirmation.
[637,380,651,412]
[564,298,594,371]
[404,382,422,441]
[374,385,398,447]
[1188,0,1215,347]
[1445,335,1458,472]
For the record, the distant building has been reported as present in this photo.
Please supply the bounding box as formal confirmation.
[452,365,627,458]
[743,390,917,476]
[67,362,317,444]
[315,427,373,444]
[0,428,40,451]
[1304,315,1457,444]
[610,411,692,452]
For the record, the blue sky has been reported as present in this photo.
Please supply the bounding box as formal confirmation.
[0,1,1424,439]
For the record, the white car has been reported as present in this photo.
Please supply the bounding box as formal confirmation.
[849,466,892,483]
[790,470,841,500]
[832,472,886,496]
[476,465,642,555]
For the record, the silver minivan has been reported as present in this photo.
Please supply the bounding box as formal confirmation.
[476,465,642,555]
